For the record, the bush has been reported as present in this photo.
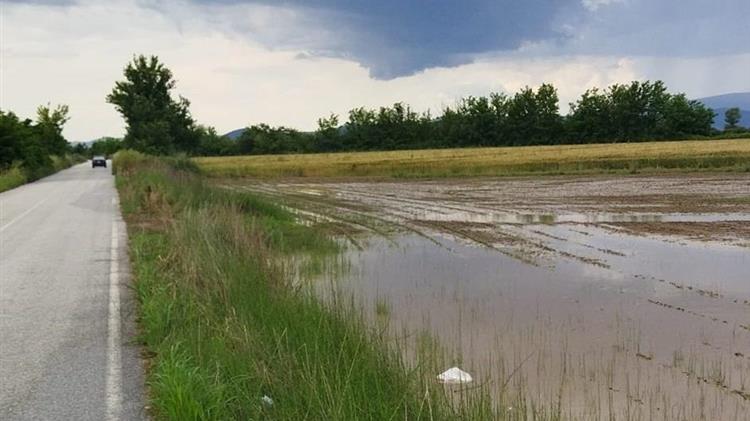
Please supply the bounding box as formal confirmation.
[0,164,28,193]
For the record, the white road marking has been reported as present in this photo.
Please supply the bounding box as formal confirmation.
[105,196,123,421]
[0,198,48,233]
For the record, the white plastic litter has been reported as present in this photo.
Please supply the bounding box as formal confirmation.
[436,367,473,384]
[261,395,274,406]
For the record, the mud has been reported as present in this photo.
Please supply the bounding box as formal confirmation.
[225,174,750,420]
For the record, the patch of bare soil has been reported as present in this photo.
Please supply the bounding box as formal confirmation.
[410,219,526,250]
[611,221,750,245]
[223,173,750,266]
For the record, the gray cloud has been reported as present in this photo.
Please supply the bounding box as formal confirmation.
[185,0,586,78]
[15,0,747,79]
[566,0,750,57]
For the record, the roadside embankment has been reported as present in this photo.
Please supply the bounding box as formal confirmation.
[0,154,85,193]
[113,151,493,420]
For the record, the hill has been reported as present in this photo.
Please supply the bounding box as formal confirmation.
[696,92,750,129]
[223,128,245,140]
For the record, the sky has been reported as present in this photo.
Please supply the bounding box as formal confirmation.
[1,0,749,141]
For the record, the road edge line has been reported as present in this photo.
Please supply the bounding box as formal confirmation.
[105,197,123,421]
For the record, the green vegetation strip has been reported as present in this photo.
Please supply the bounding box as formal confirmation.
[194,138,750,179]
[0,155,83,193]
[0,166,27,193]
[115,151,496,420]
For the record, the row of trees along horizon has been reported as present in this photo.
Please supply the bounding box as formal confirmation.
[3,55,749,171]
[103,56,747,157]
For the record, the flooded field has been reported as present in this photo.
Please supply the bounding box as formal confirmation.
[226,174,750,420]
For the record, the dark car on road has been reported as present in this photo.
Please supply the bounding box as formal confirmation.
[92,156,107,168]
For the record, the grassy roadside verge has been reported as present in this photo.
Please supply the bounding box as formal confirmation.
[194,138,750,179]
[115,151,493,420]
[0,154,84,193]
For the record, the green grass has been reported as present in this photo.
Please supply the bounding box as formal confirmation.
[116,151,495,420]
[0,154,84,193]
[194,138,750,179]
[0,165,28,193]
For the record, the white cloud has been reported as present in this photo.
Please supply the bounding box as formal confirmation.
[630,54,750,99]
[1,0,748,141]
[581,0,625,12]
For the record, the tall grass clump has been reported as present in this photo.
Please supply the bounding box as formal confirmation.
[0,164,28,193]
[116,151,491,420]
[0,154,84,193]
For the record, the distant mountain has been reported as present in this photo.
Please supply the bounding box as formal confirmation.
[696,92,750,129]
[223,128,319,139]
[224,128,246,140]
[709,108,750,129]
[697,92,750,109]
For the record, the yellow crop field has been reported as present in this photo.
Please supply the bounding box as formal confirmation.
[194,138,750,178]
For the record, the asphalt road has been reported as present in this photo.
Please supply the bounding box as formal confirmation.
[0,162,146,420]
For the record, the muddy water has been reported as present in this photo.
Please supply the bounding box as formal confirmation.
[230,174,750,420]
[339,233,750,417]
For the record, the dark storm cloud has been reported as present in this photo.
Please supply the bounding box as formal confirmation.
[188,0,749,78]
[192,0,586,78]
[14,0,749,79]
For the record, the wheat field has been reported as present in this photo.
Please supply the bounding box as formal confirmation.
[194,138,750,178]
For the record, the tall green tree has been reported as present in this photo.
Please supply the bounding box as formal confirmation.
[725,107,742,130]
[0,111,32,169]
[107,55,198,154]
[567,88,612,142]
[660,95,714,137]
[0,108,72,173]
[35,104,70,155]
[315,114,342,152]
[506,84,561,145]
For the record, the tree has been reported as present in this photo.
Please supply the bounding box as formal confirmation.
[567,88,612,142]
[660,95,714,137]
[107,55,198,154]
[315,114,342,152]
[725,107,741,130]
[505,85,561,145]
[90,137,123,157]
[237,124,311,155]
[195,126,237,156]
[534,84,563,144]
[35,104,70,155]
[71,142,89,155]
[0,111,51,175]
[0,111,32,169]
[346,107,378,150]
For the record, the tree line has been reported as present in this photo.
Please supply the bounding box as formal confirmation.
[0,104,78,179]
[105,55,748,157]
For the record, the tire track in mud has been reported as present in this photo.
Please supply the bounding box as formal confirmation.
[228,184,447,249]
[234,181,644,272]
[324,183,633,270]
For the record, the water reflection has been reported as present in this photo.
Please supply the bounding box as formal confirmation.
[326,232,750,419]
[414,210,750,224]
